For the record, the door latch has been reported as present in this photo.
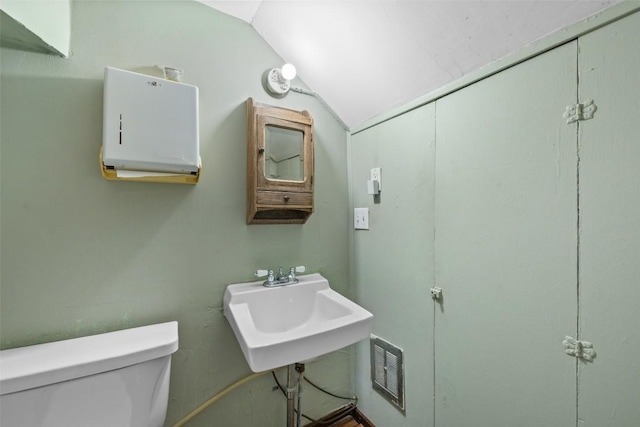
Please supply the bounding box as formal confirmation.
[430,287,443,301]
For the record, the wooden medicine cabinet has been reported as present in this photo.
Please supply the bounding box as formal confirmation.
[246,98,314,224]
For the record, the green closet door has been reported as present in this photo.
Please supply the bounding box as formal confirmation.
[577,11,640,426]
[434,41,578,426]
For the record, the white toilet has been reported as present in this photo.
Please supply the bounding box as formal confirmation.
[0,321,179,427]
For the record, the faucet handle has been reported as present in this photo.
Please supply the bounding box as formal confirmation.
[255,269,270,278]
[295,266,306,273]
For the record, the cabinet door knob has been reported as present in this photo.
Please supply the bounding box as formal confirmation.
[258,147,265,154]
[283,195,290,202]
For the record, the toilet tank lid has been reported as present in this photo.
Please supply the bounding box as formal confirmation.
[0,321,179,395]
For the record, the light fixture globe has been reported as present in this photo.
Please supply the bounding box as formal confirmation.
[265,64,296,95]
[281,63,296,80]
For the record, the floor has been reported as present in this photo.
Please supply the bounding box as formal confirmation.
[303,407,374,427]
[330,415,365,427]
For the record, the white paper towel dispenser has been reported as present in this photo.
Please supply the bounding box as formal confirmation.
[102,67,199,175]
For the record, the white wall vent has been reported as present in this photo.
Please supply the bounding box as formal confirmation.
[370,335,405,413]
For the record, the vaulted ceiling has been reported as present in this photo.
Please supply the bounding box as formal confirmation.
[199,0,620,129]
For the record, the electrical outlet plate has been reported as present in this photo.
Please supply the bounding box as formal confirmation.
[370,167,381,191]
[354,208,369,230]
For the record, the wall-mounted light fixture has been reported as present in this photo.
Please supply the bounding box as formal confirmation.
[265,63,297,95]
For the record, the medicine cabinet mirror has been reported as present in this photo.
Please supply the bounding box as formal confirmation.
[264,126,304,182]
[247,98,314,224]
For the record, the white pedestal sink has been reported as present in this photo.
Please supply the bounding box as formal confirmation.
[223,273,373,372]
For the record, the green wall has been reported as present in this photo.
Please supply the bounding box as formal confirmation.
[349,9,639,427]
[350,104,436,426]
[0,1,350,425]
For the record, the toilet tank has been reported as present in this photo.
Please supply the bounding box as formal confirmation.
[0,321,179,427]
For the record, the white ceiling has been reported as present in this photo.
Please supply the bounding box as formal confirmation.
[199,0,620,129]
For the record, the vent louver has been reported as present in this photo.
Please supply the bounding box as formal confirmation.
[370,335,405,413]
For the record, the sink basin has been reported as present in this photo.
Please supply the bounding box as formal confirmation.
[223,273,373,372]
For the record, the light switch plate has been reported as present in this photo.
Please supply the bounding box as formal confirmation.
[354,208,369,230]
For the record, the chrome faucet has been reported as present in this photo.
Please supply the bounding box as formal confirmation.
[256,266,306,287]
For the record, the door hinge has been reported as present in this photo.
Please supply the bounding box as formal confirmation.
[430,286,442,301]
[563,99,597,124]
[562,336,596,362]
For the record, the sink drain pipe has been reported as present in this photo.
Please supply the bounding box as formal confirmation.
[274,364,360,426]
[286,363,305,427]
[295,363,305,427]
[287,365,295,427]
